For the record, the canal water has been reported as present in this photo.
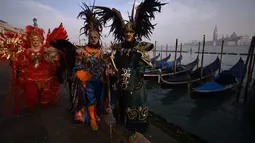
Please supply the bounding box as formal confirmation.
[147,45,255,143]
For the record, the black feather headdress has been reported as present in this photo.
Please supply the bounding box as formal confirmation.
[95,0,167,42]
[77,1,103,37]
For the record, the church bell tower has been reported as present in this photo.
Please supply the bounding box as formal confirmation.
[213,25,218,46]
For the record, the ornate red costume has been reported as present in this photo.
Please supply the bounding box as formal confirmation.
[0,19,68,114]
[16,47,60,108]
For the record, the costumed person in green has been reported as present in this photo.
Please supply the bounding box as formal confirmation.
[94,0,167,142]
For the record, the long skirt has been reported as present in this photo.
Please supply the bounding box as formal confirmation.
[114,85,149,133]
[73,77,104,124]
[20,77,60,108]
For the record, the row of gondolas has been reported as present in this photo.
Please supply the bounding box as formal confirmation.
[144,41,245,99]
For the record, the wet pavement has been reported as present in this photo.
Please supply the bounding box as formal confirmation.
[0,60,177,143]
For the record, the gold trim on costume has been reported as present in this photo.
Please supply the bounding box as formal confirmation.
[134,78,144,90]
[110,50,118,71]
[135,42,153,67]
[120,68,131,90]
[32,77,53,90]
[125,106,148,121]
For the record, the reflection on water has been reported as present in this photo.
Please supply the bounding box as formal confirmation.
[147,85,255,143]
[147,45,255,143]
[160,85,187,105]
[187,91,233,124]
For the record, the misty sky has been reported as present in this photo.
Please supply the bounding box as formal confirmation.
[0,0,254,45]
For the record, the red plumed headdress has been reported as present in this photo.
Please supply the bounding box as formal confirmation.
[45,23,68,47]
[24,24,45,49]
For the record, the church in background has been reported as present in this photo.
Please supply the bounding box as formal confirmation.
[208,25,251,46]
[184,25,251,46]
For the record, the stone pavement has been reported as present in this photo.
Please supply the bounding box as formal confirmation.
[0,99,151,143]
[0,98,177,143]
[0,60,177,143]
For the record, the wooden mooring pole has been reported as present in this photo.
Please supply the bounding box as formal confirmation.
[166,44,168,57]
[200,35,206,79]
[236,36,255,103]
[160,45,163,60]
[153,41,157,67]
[174,39,178,74]
[197,42,201,68]
[219,40,224,74]
[180,43,183,65]
[244,36,255,103]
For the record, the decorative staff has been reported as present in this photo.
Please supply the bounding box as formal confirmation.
[101,46,116,142]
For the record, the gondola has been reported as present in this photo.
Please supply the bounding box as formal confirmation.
[150,53,171,67]
[160,57,221,89]
[145,55,182,74]
[161,56,199,76]
[144,55,182,82]
[144,56,199,82]
[150,53,160,62]
[190,58,245,98]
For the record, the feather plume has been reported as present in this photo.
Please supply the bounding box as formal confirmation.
[0,32,25,60]
[130,0,136,22]
[95,0,167,41]
[46,23,68,47]
[134,0,167,40]
[95,6,125,42]
[77,2,103,36]
[49,39,77,83]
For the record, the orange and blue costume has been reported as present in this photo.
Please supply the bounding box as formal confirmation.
[71,45,106,130]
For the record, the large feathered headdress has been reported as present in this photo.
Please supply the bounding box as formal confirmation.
[95,0,167,42]
[77,1,103,37]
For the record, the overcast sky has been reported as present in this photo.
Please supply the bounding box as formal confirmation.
[0,0,254,45]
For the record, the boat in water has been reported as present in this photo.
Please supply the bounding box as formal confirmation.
[190,58,245,98]
[160,57,220,89]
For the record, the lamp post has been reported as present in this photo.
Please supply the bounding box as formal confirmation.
[33,18,38,28]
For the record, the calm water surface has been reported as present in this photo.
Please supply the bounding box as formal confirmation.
[147,45,255,143]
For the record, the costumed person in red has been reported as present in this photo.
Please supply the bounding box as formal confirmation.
[0,18,68,114]
[94,0,167,142]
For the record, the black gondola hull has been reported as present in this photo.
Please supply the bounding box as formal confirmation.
[189,58,245,99]
[160,57,220,89]
[190,84,239,99]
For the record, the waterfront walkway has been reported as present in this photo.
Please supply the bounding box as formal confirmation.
[0,60,177,143]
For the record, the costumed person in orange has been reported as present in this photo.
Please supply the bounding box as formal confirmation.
[68,2,106,131]
[0,18,68,114]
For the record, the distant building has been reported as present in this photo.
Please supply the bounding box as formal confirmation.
[208,26,251,46]
[214,32,250,46]
[0,20,25,34]
[237,35,251,46]
[183,25,251,46]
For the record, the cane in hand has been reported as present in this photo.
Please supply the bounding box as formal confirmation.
[106,67,113,142]
[101,47,115,142]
